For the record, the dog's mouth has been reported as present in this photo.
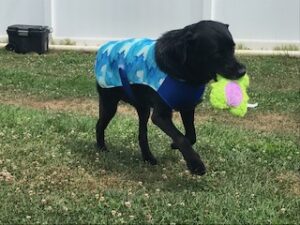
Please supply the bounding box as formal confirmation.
[216,62,246,80]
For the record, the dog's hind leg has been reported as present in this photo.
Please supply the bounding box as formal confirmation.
[151,106,206,175]
[171,109,196,149]
[96,87,120,151]
[136,107,157,165]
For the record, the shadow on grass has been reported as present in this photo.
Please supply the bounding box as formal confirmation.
[63,137,214,192]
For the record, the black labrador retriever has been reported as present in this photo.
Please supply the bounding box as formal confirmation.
[95,20,246,176]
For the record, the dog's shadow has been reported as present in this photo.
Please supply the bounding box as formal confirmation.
[63,137,213,192]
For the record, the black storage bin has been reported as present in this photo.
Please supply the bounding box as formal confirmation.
[6,25,51,54]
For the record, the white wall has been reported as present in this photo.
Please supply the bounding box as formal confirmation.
[0,0,299,49]
[53,0,204,40]
[0,0,50,33]
[212,0,300,49]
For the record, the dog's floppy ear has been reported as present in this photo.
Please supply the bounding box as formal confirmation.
[175,30,194,65]
[156,29,193,66]
[155,28,199,79]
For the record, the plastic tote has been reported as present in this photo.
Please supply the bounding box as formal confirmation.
[6,24,51,54]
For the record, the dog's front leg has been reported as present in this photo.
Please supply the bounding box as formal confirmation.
[171,109,196,149]
[151,107,206,175]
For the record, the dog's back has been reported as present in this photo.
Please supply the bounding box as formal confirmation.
[95,38,167,90]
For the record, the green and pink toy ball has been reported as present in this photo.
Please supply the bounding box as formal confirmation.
[209,74,250,117]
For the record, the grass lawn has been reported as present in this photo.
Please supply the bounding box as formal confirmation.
[0,49,299,224]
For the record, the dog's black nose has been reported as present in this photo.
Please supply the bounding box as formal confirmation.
[237,67,246,77]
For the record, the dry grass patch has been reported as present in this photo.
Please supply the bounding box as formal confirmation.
[206,112,300,136]
[13,164,137,194]
[277,172,300,196]
[0,94,298,136]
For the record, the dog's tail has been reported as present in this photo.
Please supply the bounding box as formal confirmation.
[118,65,137,105]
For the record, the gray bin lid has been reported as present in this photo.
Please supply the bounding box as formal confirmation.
[7,24,52,33]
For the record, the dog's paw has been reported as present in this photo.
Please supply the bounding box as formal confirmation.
[186,157,206,176]
[95,143,108,152]
[143,155,158,165]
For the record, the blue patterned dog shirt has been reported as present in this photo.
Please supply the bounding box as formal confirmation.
[95,38,205,110]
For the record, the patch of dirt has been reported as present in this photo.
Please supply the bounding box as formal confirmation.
[0,94,298,135]
[0,96,98,116]
[0,95,135,117]
[277,172,300,196]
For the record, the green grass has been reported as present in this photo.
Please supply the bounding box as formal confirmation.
[0,48,299,224]
[0,49,96,99]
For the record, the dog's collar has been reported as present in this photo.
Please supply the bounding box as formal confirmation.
[157,75,206,110]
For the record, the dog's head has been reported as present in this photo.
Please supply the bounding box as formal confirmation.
[155,20,246,85]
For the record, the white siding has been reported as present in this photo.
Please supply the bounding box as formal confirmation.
[0,0,299,49]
